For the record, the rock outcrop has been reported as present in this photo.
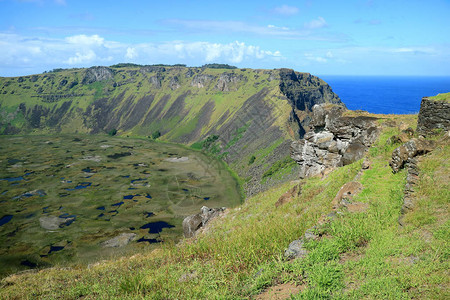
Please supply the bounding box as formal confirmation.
[191,74,214,88]
[215,73,244,92]
[389,138,434,173]
[81,66,114,84]
[291,104,380,178]
[182,206,226,238]
[417,96,450,136]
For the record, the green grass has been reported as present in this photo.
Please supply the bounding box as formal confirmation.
[429,92,450,102]
[0,75,447,299]
[262,155,297,181]
[1,118,448,299]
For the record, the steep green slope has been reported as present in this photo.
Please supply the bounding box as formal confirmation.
[0,65,342,194]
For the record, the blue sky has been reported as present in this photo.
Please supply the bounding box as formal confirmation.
[0,0,449,76]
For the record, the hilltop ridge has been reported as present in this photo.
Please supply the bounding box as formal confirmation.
[0,65,342,195]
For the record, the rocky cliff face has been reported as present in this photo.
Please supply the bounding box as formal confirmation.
[0,65,342,195]
[291,104,380,178]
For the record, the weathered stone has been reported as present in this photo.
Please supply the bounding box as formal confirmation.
[342,142,366,165]
[149,74,162,88]
[39,215,75,230]
[361,159,371,170]
[332,181,364,209]
[417,97,450,136]
[169,76,181,90]
[82,66,114,85]
[291,104,380,179]
[215,73,244,91]
[304,228,319,240]
[182,206,226,238]
[182,214,202,238]
[101,233,136,248]
[284,239,308,259]
[389,138,434,173]
[314,131,334,150]
[191,74,214,88]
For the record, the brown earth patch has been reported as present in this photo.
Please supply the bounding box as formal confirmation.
[332,181,364,209]
[345,201,369,213]
[255,283,305,300]
[275,183,302,207]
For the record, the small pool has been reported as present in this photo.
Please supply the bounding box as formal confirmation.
[140,221,175,234]
[0,215,13,226]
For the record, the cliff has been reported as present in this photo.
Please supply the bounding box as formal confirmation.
[0,65,342,195]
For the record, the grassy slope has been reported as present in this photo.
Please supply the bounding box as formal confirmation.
[429,92,450,102]
[1,112,447,299]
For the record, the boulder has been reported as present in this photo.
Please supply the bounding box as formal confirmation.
[389,138,434,173]
[284,239,308,259]
[182,206,226,238]
[101,233,136,248]
[39,215,75,230]
[332,181,364,209]
[342,142,366,165]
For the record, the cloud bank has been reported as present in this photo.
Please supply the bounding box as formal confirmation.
[0,33,283,75]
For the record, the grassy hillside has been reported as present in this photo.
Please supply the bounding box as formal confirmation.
[1,111,447,299]
[0,65,342,195]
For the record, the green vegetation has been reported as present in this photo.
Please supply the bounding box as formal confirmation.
[108,128,117,136]
[224,123,250,149]
[0,135,242,278]
[202,63,237,69]
[151,130,161,139]
[191,134,219,151]
[1,67,446,298]
[429,92,450,102]
[262,155,297,180]
[2,114,446,299]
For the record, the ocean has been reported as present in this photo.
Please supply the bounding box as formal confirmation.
[320,76,450,114]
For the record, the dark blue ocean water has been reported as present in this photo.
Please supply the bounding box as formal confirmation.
[320,76,450,114]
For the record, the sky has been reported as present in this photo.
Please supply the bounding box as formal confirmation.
[0,0,449,77]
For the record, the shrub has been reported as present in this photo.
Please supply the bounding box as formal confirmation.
[108,128,117,136]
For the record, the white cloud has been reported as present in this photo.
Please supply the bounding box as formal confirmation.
[65,50,96,64]
[165,19,344,41]
[125,47,137,59]
[273,5,299,16]
[304,17,328,29]
[0,33,283,74]
[65,34,104,46]
[304,53,327,63]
